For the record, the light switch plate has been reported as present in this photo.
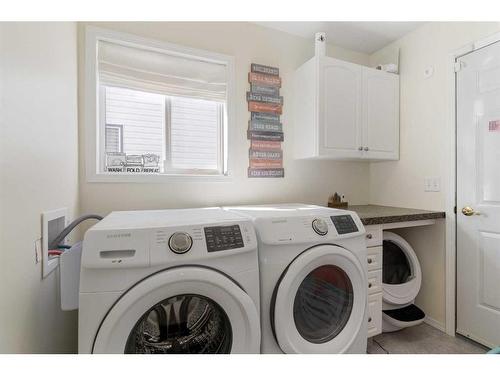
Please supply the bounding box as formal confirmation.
[424,177,433,192]
[432,177,441,192]
[425,177,441,192]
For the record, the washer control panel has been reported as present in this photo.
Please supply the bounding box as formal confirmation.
[204,225,244,252]
[330,215,359,234]
[312,218,329,235]
[149,221,255,265]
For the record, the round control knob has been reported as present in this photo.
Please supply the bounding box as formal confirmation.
[168,232,193,254]
[312,218,328,236]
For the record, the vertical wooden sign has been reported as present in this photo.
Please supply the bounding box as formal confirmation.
[247,63,284,178]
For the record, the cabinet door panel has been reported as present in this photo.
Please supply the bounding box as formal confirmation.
[362,68,399,160]
[320,59,362,157]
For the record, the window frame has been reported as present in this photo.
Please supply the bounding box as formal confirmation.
[85,26,235,183]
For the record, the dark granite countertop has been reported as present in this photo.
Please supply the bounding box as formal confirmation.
[348,204,446,226]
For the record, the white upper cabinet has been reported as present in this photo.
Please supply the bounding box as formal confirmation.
[362,68,399,160]
[321,58,363,157]
[294,56,399,161]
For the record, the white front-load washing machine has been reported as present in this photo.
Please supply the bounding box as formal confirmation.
[225,204,368,354]
[79,208,261,354]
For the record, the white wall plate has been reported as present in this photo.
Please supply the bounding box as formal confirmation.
[42,208,68,279]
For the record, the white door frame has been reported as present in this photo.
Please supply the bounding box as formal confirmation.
[446,31,500,336]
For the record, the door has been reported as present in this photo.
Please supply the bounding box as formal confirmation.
[271,245,366,353]
[457,40,500,348]
[93,267,260,353]
[362,67,400,160]
[319,57,363,158]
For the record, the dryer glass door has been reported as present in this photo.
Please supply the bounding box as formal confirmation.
[272,244,366,353]
[93,267,260,354]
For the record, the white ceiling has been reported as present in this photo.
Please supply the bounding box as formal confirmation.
[254,22,423,54]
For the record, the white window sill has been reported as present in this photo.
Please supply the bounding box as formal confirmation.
[87,172,233,183]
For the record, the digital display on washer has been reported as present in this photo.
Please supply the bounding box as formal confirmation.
[204,225,244,252]
[330,215,358,234]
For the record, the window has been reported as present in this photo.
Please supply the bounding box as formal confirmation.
[85,27,234,181]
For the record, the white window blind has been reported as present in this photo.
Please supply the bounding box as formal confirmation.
[98,40,227,101]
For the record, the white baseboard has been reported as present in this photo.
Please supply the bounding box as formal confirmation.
[424,316,446,333]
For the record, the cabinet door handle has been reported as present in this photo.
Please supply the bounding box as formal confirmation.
[364,147,369,151]
[358,146,363,151]
[367,258,373,264]
[368,317,372,323]
[366,233,373,239]
[368,283,372,288]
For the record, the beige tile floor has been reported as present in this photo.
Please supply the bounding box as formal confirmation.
[367,323,488,354]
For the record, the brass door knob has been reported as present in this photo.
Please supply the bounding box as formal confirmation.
[462,206,480,216]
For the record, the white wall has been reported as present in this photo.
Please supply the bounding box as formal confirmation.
[0,23,79,353]
[78,22,371,216]
[369,22,500,329]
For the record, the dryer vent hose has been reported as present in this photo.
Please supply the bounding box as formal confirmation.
[49,214,103,249]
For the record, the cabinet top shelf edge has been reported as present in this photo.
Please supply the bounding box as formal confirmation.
[297,55,399,76]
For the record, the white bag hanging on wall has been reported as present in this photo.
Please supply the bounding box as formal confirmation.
[60,241,82,311]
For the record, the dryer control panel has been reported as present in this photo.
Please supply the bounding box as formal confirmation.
[241,211,364,245]
[330,215,359,234]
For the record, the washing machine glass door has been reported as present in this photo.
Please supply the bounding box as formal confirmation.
[93,267,260,354]
[272,245,366,353]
